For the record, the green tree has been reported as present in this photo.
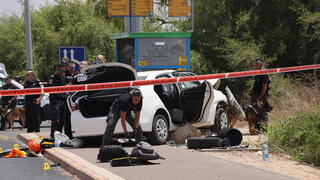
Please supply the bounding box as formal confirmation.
[0,16,26,77]
[0,0,122,80]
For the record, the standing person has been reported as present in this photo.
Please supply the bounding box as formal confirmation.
[64,61,79,139]
[93,55,106,64]
[65,61,77,85]
[24,70,43,133]
[101,89,143,146]
[74,61,89,84]
[249,59,272,134]
[0,76,18,131]
[79,60,89,73]
[49,64,67,138]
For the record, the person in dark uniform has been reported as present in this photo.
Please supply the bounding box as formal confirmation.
[250,59,272,134]
[49,64,67,138]
[101,89,143,146]
[24,70,44,133]
[65,61,78,85]
[64,61,79,139]
[0,76,18,130]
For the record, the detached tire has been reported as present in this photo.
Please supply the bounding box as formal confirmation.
[218,128,242,146]
[211,107,229,132]
[186,137,221,149]
[148,114,169,145]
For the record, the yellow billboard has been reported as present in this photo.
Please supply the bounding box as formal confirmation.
[108,0,130,16]
[168,0,191,17]
[132,0,153,16]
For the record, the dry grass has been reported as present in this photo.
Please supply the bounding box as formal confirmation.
[269,76,320,120]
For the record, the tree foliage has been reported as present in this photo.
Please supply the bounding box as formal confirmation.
[0,0,319,83]
[0,0,121,80]
[189,0,320,73]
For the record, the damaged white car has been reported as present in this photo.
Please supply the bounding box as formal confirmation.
[67,63,229,144]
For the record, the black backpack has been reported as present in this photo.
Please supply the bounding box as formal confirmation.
[98,145,129,162]
[131,142,162,161]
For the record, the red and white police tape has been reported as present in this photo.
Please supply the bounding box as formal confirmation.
[0,64,319,97]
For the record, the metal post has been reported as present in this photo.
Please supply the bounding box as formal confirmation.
[124,0,142,33]
[24,0,33,70]
[191,0,195,32]
[129,0,132,32]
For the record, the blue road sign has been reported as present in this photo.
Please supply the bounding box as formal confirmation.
[59,46,86,65]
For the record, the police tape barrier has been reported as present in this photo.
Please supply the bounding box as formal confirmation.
[0,64,319,97]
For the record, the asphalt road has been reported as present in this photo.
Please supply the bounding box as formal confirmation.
[68,139,297,180]
[0,122,73,180]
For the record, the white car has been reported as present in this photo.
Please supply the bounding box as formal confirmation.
[67,63,229,144]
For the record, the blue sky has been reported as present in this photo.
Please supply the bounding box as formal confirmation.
[0,0,56,16]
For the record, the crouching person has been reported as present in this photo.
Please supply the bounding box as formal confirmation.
[101,89,143,146]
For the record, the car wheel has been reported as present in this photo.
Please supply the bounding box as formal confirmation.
[148,114,169,145]
[186,137,221,149]
[211,107,229,132]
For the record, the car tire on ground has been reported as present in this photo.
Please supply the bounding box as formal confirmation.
[148,114,169,145]
[218,128,243,146]
[211,107,229,132]
[186,137,221,149]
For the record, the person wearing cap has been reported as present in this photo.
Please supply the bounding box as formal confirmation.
[101,89,143,146]
[0,76,18,130]
[49,64,67,138]
[93,55,106,64]
[24,70,43,133]
[250,59,273,134]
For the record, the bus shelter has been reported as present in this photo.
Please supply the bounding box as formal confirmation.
[110,32,191,72]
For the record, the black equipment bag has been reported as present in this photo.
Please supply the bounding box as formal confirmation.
[131,142,161,161]
[98,145,129,162]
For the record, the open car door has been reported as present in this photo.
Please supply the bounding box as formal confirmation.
[179,81,207,122]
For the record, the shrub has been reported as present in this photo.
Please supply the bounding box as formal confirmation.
[268,106,320,166]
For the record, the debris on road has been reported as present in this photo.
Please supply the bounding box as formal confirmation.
[169,124,202,144]
[98,141,165,167]
[186,128,243,149]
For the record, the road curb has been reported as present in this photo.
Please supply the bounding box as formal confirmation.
[17,133,125,180]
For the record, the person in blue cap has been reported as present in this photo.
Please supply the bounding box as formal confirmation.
[250,59,273,134]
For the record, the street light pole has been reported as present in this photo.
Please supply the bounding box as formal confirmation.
[191,0,195,32]
[24,0,33,70]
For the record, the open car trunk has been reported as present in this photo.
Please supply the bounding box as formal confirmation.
[73,63,136,118]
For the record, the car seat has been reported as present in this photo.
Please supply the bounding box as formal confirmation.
[154,85,174,109]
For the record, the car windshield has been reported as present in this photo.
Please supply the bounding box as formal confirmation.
[137,76,147,80]
[172,72,200,89]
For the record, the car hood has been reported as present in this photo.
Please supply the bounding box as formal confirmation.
[0,77,24,89]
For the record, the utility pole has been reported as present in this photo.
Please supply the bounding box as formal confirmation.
[124,0,142,32]
[191,0,195,32]
[24,0,33,70]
